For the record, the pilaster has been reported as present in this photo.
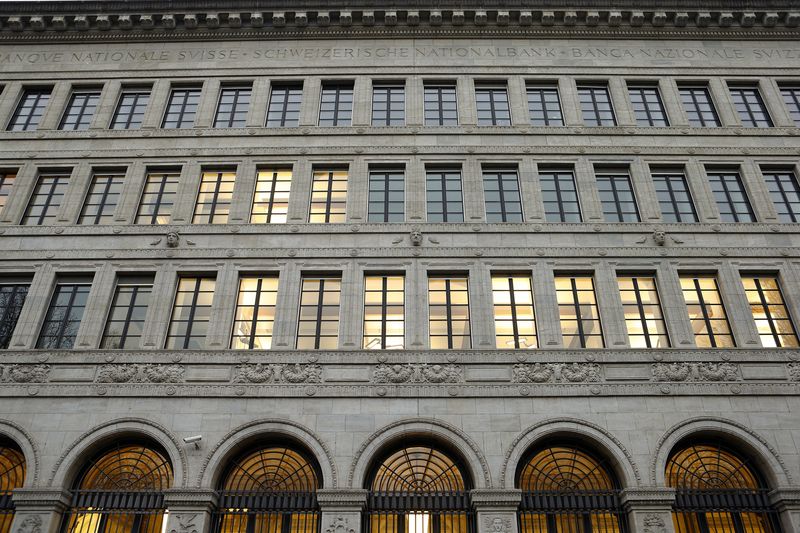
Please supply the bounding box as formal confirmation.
[559,78,582,127]
[717,261,762,348]
[630,157,661,223]
[520,160,544,222]
[170,161,201,224]
[684,159,720,223]
[458,76,477,126]
[114,160,146,224]
[406,76,424,127]
[594,262,629,349]
[140,79,170,129]
[247,77,271,128]
[708,78,739,127]
[574,158,603,222]
[287,158,312,223]
[271,261,300,349]
[470,489,521,533]
[0,82,23,130]
[1,161,36,224]
[142,264,177,349]
[37,81,71,131]
[608,77,636,127]
[407,157,426,222]
[206,262,237,349]
[621,488,676,533]
[408,258,427,349]
[228,158,256,223]
[163,489,219,533]
[194,79,220,129]
[73,261,115,349]
[57,162,91,224]
[660,78,688,127]
[352,76,371,127]
[10,488,71,533]
[317,489,368,533]
[463,157,484,222]
[470,262,495,349]
[8,263,54,349]
[770,487,800,533]
[655,263,696,348]
[90,80,120,129]
[740,159,779,222]
[338,260,360,349]
[508,76,529,127]
[532,263,560,347]
[300,78,322,127]
[760,78,794,127]
[347,157,368,223]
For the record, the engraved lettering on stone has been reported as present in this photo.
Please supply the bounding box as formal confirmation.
[95,364,185,383]
[0,364,50,383]
[651,362,740,382]
[234,363,322,384]
[512,363,602,383]
[373,363,463,384]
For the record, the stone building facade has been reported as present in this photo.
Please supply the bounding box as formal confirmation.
[0,1,799,533]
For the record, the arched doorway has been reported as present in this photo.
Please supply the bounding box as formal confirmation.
[516,445,627,533]
[61,442,173,533]
[364,444,473,533]
[0,443,25,533]
[667,442,781,533]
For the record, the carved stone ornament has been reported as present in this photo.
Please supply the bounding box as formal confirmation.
[234,363,322,384]
[324,517,355,533]
[651,362,740,382]
[512,362,602,383]
[373,363,463,384]
[410,227,423,246]
[169,513,198,533]
[642,513,667,533]
[16,515,42,533]
[0,364,50,383]
[787,362,800,381]
[483,516,513,533]
[95,364,185,383]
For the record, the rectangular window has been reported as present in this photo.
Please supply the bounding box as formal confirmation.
[679,86,721,127]
[680,275,734,348]
[251,169,292,224]
[7,88,51,131]
[707,169,755,223]
[110,89,150,129]
[214,85,251,128]
[555,276,603,348]
[162,87,201,129]
[297,276,341,350]
[101,276,153,350]
[59,90,101,131]
[628,85,669,126]
[762,169,800,223]
[0,171,17,215]
[526,84,564,126]
[578,85,616,126]
[319,83,353,126]
[491,274,536,349]
[617,276,669,348]
[363,275,405,350]
[428,276,471,349]
[475,84,511,126]
[136,171,180,225]
[309,169,348,223]
[267,83,302,127]
[424,84,458,126]
[539,168,582,222]
[36,280,92,349]
[0,282,30,349]
[729,86,773,127]
[426,169,463,222]
[596,171,640,222]
[22,174,69,226]
[742,275,799,348]
[780,86,800,126]
[231,276,279,349]
[483,168,523,222]
[193,170,236,224]
[652,171,698,223]
[165,276,215,349]
[372,84,405,126]
[368,169,404,222]
[78,172,125,225]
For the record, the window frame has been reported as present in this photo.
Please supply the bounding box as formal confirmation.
[474,83,512,126]
[539,167,582,223]
[525,83,564,127]
[627,84,670,127]
[680,274,736,348]
[424,82,459,126]
[100,276,154,350]
[109,88,151,130]
[22,173,70,226]
[36,280,93,349]
[363,274,405,350]
[427,275,472,350]
[617,274,670,349]
[165,276,216,350]
[555,275,604,349]
[230,275,279,350]
[678,85,721,127]
[425,167,464,223]
[371,83,406,126]
[0,171,17,216]
[0,281,30,349]
[652,170,699,223]
[78,171,126,225]
[318,82,354,127]
[59,89,101,131]
[482,167,523,223]
[706,169,756,223]
[250,168,292,224]
[266,82,303,127]
[780,85,800,126]
[7,87,52,132]
[296,275,342,350]
[367,168,405,223]
[192,170,236,224]
[761,168,800,223]
[491,273,537,349]
[728,84,774,128]
[595,170,641,223]
[309,168,348,223]
[577,84,617,126]
[135,171,180,225]
[161,86,202,129]
[213,85,252,128]
[741,274,799,348]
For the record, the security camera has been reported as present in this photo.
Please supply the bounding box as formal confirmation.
[183,435,202,448]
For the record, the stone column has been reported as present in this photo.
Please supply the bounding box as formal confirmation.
[717,261,762,348]
[469,262,495,349]
[8,264,54,349]
[229,158,256,223]
[470,489,521,533]
[271,261,300,349]
[57,162,91,225]
[10,488,71,533]
[73,262,116,349]
[463,157,484,222]
[621,488,676,533]
[655,263,695,348]
[142,264,177,349]
[287,158,312,223]
[1,161,37,224]
[163,489,218,533]
[684,159,720,223]
[594,262,629,349]
[338,261,361,349]
[317,489,368,533]
[114,160,146,224]
[406,157,426,222]
[770,487,800,533]
[205,262,237,349]
[171,161,202,224]
[532,263,560,347]
[347,157,368,223]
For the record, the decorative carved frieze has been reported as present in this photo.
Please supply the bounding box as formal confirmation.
[372,363,463,384]
[95,364,185,383]
[512,363,602,383]
[233,363,322,384]
[787,362,800,381]
[651,362,740,382]
[0,364,50,383]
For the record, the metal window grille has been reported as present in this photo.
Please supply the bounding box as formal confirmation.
[165,277,216,350]
[162,87,201,128]
[214,86,251,128]
[428,277,471,350]
[596,173,640,222]
[475,85,511,126]
[372,85,405,126]
[363,275,405,350]
[252,169,292,223]
[36,282,92,349]
[628,86,669,126]
[319,83,353,126]
[780,86,800,126]
[617,276,670,348]
[483,169,523,222]
[578,86,616,126]
[742,276,799,348]
[679,276,735,348]
[426,169,464,223]
[653,173,698,223]
[368,170,405,222]
[762,169,800,223]
[539,169,582,223]
[193,170,236,224]
[0,172,16,216]
[0,445,25,533]
[424,85,458,126]
[491,274,537,349]
[679,86,721,127]
[297,277,341,350]
[309,170,348,223]
[136,172,180,225]
[555,276,604,349]
[0,284,29,349]
[101,280,153,350]
[79,173,125,225]
[231,276,279,350]
[110,90,150,130]
[59,91,101,131]
[707,170,755,223]
[526,86,564,126]
[267,84,303,127]
[729,86,773,127]
[7,89,51,131]
[22,174,70,226]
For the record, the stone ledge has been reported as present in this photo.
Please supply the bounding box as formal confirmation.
[11,488,71,509]
[316,488,368,508]
[470,489,522,507]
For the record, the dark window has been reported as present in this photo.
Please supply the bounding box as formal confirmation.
[729,86,773,127]
[368,169,404,222]
[475,84,511,126]
[162,87,201,129]
[539,168,582,223]
[762,169,800,223]
[78,172,125,225]
[136,172,180,225]
[193,170,236,224]
[707,170,755,222]
[231,276,279,349]
[36,281,92,349]
[578,85,616,126]
[363,275,405,350]
[22,174,69,226]
[628,85,669,126]
[742,275,799,348]
[428,276,471,349]
[680,275,735,348]
[555,276,604,348]
[59,91,101,131]
[652,172,698,223]
[0,172,17,215]
[780,86,800,126]
[424,84,458,126]
[309,169,348,223]
[251,169,292,224]
[214,86,251,128]
[618,276,670,348]
[319,83,353,126]
[483,168,523,222]
[165,276,216,349]
[101,277,153,349]
[372,84,405,126]
[7,88,51,131]
[679,86,721,127]
[491,274,536,349]
[266,83,302,127]
[596,172,640,222]
[110,89,150,129]
[0,283,29,349]
[426,169,463,222]
[526,84,564,126]
[297,276,341,350]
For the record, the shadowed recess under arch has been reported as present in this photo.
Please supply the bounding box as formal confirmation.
[0,444,25,533]
[370,445,467,493]
[221,446,320,492]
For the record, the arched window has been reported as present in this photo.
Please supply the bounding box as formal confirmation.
[62,443,173,533]
[365,444,473,533]
[667,443,781,533]
[517,445,627,533]
[214,445,321,533]
[0,443,25,533]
